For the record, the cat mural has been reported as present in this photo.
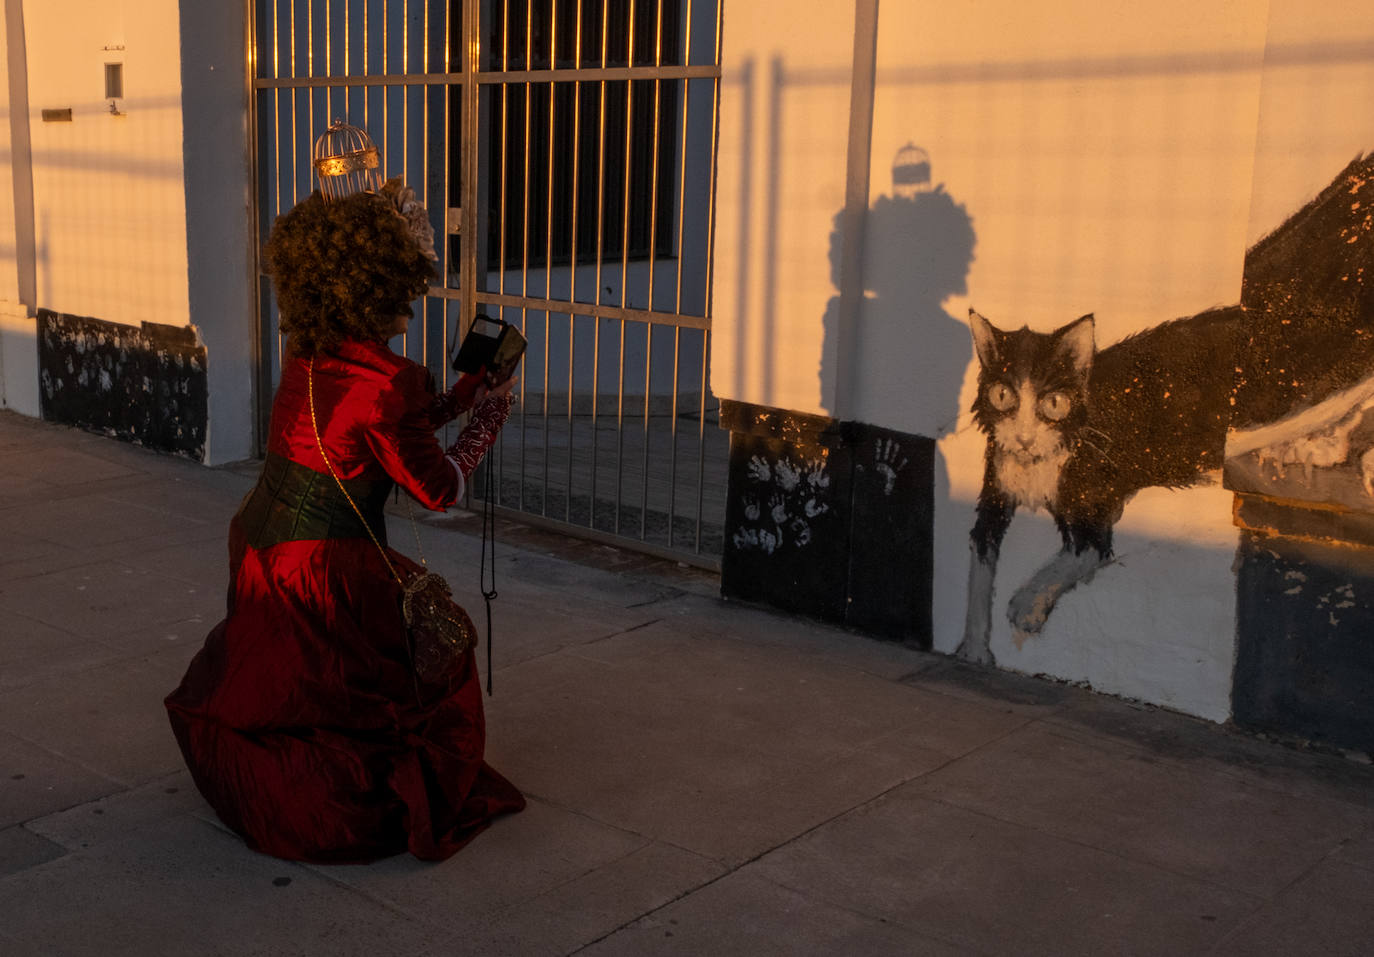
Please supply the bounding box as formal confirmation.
[958,153,1374,666]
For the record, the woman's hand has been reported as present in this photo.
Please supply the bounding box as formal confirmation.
[474,374,518,405]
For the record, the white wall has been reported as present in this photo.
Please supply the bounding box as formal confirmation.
[179,0,253,464]
[24,0,191,328]
[905,0,1269,722]
[1245,3,1374,246]
[710,3,855,416]
[11,0,256,463]
[711,0,1374,721]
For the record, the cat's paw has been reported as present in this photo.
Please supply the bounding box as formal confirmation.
[1007,583,1055,634]
[955,636,996,666]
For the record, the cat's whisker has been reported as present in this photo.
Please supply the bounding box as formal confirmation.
[1077,437,1115,465]
[1079,426,1113,447]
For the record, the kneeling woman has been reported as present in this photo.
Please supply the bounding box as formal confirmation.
[165,182,524,863]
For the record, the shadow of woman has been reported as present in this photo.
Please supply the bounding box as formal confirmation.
[820,173,976,436]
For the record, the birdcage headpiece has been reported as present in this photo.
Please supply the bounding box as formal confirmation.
[313,119,383,201]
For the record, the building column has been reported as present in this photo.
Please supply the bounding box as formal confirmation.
[0,0,39,416]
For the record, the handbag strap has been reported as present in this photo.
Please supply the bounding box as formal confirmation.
[306,357,408,587]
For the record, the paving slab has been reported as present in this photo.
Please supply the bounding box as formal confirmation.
[900,655,1080,716]
[313,795,724,953]
[119,536,233,592]
[750,791,1260,956]
[908,720,1370,898]
[1211,859,1374,956]
[584,869,973,956]
[486,625,1023,864]
[652,590,939,683]
[0,613,124,692]
[455,838,725,955]
[0,650,192,788]
[0,732,121,828]
[0,815,462,957]
[1336,823,1374,872]
[25,770,206,852]
[0,560,218,643]
[0,824,67,877]
[0,492,220,552]
[1047,691,1374,810]
[464,591,648,672]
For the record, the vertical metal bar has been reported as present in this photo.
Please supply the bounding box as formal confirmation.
[381,0,388,175]
[401,0,408,157]
[640,320,651,540]
[696,326,708,552]
[414,0,429,366]
[285,0,300,373]
[668,325,680,547]
[615,0,637,534]
[458,0,475,385]
[618,0,636,306]
[694,0,723,553]
[645,0,663,314]
[497,0,524,510]
[590,0,610,528]
[539,4,569,523]
[568,0,583,307]
[640,0,665,541]
[361,0,367,124]
[520,0,545,517]
[274,0,283,219]
[249,0,266,451]
[296,0,304,200]
[702,0,721,314]
[569,0,587,525]
[674,0,693,316]
[325,0,332,120]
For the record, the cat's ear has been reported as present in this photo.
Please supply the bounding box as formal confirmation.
[1056,313,1095,375]
[968,309,999,368]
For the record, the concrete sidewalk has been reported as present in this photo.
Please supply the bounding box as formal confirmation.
[0,408,1372,956]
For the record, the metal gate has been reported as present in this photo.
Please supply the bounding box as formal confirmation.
[250,0,726,567]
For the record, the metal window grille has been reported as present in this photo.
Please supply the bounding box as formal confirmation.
[249,0,727,567]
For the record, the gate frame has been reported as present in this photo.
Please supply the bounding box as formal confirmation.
[247,0,724,569]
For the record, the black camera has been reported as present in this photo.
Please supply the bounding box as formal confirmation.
[451,314,526,385]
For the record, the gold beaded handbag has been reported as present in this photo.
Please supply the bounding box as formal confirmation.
[307,359,476,683]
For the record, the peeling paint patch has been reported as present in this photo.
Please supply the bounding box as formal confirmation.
[38,309,207,460]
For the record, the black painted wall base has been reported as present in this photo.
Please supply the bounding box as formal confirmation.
[1234,520,1374,754]
[38,310,209,460]
[720,400,933,647]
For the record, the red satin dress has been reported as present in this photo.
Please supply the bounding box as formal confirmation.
[165,339,525,863]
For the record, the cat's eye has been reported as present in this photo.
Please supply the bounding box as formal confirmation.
[1037,391,1072,421]
[986,383,1018,412]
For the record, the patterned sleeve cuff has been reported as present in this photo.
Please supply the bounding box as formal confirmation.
[445,455,467,502]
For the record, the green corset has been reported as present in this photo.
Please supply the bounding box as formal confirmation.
[236,451,392,549]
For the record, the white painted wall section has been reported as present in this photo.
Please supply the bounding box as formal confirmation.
[0,0,38,415]
[23,0,190,329]
[710,5,856,417]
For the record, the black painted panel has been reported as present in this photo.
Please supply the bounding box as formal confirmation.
[847,425,934,646]
[721,429,852,621]
[38,310,208,460]
[719,400,936,644]
[1234,530,1374,753]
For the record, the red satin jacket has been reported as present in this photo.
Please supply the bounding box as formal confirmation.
[267,338,461,510]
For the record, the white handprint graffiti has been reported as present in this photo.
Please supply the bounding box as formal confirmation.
[732,451,831,553]
[873,438,908,496]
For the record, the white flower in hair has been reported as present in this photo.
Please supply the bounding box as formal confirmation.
[380,178,439,262]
